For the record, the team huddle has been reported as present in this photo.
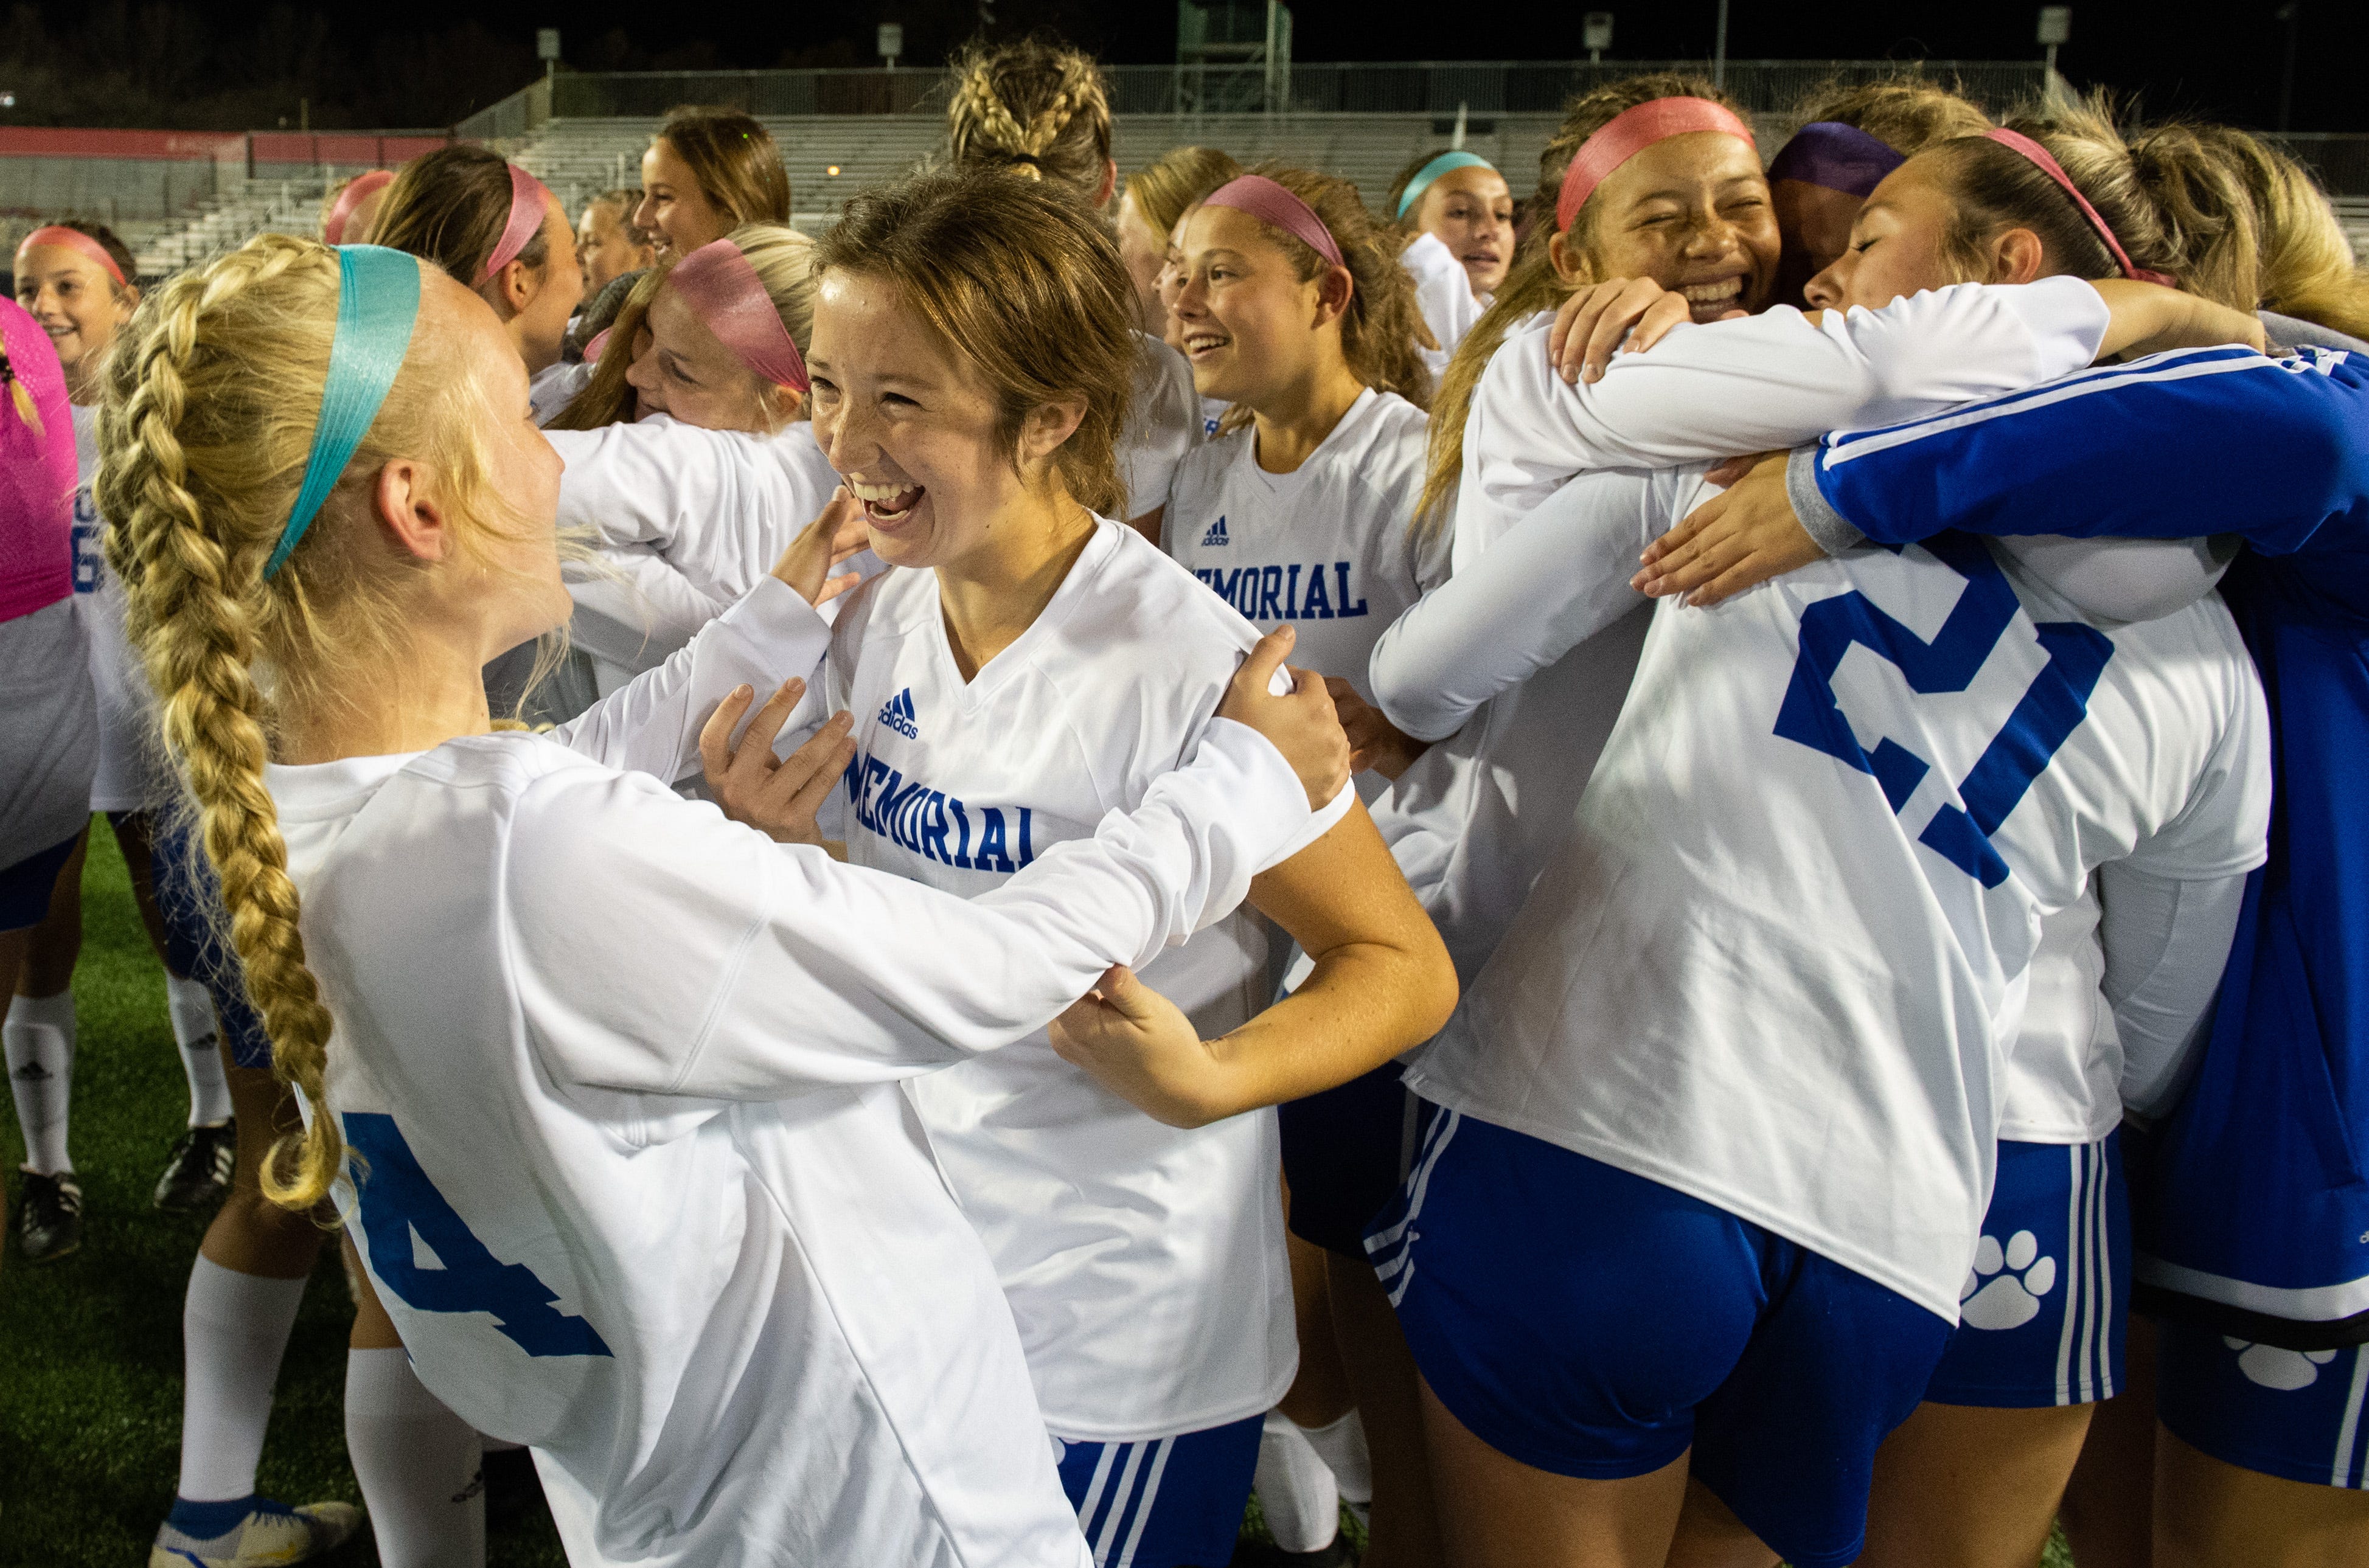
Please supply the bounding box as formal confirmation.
[1,33,2365,1568]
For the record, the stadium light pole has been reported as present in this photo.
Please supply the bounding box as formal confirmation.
[1713,0,1728,87]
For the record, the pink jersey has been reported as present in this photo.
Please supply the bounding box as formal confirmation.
[0,298,75,623]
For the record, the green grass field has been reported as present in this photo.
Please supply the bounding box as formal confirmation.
[0,820,566,1563]
[0,819,2080,1566]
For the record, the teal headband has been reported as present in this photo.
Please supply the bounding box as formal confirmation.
[1396,151,1497,220]
[263,245,422,580]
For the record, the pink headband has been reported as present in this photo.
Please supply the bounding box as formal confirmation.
[670,238,809,392]
[478,164,555,284]
[1202,175,1345,271]
[1981,128,2175,288]
[1556,98,1758,231]
[582,327,611,364]
[323,170,394,246]
[15,225,126,288]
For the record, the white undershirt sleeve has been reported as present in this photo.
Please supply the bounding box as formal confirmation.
[548,417,821,601]
[1475,277,2111,481]
[509,717,1322,1100]
[2094,861,2250,1119]
[1371,466,1697,741]
[565,548,734,677]
[1991,534,2236,625]
[551,577,832,785]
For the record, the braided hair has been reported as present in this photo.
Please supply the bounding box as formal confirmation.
[945,38,1114,203]
[94,234,518,1210]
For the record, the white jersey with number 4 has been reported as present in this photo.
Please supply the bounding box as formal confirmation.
[276,578,1325,1566]
[809,518,1352,1441]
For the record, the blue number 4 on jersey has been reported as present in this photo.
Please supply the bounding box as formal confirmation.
[343,1112,613,1358]
[1774,533,2114,890]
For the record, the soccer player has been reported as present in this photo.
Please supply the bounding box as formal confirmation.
[787,167,1456,1568]
[370,147,583,409]
[1161,164,1443,1564]
[0,299,89,1283]
[102,232,1357,1567]
[1386,150,1514,375]
[631,105,791,262]
[542,226,838,695]
[944,38,1202,546]
[10,218,242,1244]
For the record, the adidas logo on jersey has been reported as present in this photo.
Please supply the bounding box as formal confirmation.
[1201,516,1229,547]
[878,687,920,740]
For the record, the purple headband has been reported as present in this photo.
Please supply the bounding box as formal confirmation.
[670,238,809,392]
[1202,175,1345,271]
[478,164,555,284]
[1767,122,1906,199]
[1983,128,2176,288]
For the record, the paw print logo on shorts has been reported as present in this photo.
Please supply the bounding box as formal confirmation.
[2225,1337,2339,1391]
[1959,1230,2058,1330]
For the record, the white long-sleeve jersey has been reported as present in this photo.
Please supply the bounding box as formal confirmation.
[1379,280,2113,985]
[284,577,1329,1567]
[1378,463,2269,1320]
[548,415,842,682]
[787,518,1355,1441]
[1402,231,1486,383]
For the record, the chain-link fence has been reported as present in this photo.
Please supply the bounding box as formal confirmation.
[460,60,2055,140]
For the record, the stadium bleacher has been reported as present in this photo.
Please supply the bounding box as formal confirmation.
[515,111,1593,231]
[15,59,2354,279]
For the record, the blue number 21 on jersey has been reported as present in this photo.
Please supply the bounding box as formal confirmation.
[1773,533,2114,890]
[342,1112,613,1359]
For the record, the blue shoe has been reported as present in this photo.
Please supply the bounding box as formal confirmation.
[148,1493,362,1565]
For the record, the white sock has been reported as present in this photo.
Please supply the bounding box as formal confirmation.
[177,1255,308,1502]
[165,974,234,1128]
[4,990,76,1174]
[1256,1409,1339,1554]
[1297,1409,1371,1507]
[345,1348,485,1568]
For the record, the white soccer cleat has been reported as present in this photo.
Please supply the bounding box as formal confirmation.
[148,1495,363,1566]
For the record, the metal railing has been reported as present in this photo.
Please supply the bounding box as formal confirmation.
[2278,134,2369,198]
[457,59,2054,140]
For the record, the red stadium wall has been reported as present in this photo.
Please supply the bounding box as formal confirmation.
[0,129,451,223]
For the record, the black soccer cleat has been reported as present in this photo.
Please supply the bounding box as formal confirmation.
[14,1168,83,1263]
[154,1119,237,1212]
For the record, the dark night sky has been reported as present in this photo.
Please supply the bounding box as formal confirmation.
[26,0,2368,133]
[510,0,2364,132]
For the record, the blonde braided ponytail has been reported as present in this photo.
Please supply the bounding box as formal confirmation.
[96,232,475,1212]
[945,38,1114,203]
[96,236,343,1208]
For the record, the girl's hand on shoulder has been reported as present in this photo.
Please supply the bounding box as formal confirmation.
[1217,626,1352,810]
[698,679,856,845]
[1049,965,1236,1128]
[770,487,875,606]
[1548,277,1718,386]
[1633,451,1823,608]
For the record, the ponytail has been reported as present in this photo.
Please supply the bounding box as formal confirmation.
[945,38,1114,204]
[94,234,525,1210]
